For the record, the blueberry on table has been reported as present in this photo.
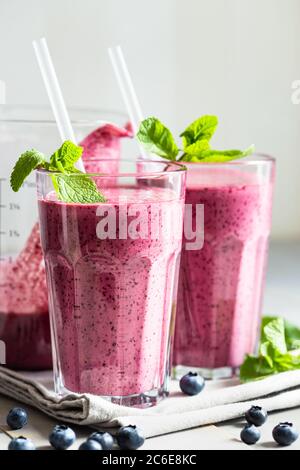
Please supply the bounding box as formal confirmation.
[8,436,36,450]
[240,424,261,445]
[179,372,205,396]
[79,439,103,450]
[49,425,76,450]
[272,422,299,446]
[245,406,268,427]
[6,407,28,430]
[117,425,145,450]
[88,431,114,450]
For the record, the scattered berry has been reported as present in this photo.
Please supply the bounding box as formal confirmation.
[8,436,36,451]
[117,425,145,450]
[272,422,299,446]
[240,424,261,445]
[179,372,205,396]
[6,408,28,430]
[79,439,103,450]
[88,431,114,450]
[49,425,76,450]
[245,406,268,427]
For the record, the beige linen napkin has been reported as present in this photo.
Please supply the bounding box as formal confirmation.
[0,367,300,438]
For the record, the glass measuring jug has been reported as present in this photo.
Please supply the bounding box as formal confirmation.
[0,105,128,370]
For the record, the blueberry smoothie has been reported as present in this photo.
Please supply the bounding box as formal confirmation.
[38,187,184,397]
[0,223,52,369]
[173,162,274,376]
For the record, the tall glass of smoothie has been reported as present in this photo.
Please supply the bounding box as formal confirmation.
[173,155,275,379]
[36,159,186,406]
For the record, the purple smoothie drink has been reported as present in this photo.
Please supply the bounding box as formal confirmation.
[37,160,186,406]
[173,157,275,378]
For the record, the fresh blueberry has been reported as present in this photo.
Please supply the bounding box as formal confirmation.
[49,424,76,450]
[8,436,36,451]
[79,439,103,450]
[245,406,267,427]
[88,431,114,450]
[272,422,299,446]
[6,408,28,430]
[179,372,205,396]
[240,424,261,445]
[117,425,145,450]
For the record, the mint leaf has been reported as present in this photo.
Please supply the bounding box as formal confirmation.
[261,317,287,355]
[285,320,300,350]
[180,115,218,149]
[276,350,300,371]
[262,316,300,351]
[54,174,106,204]
[10,149,46,192]
[10,141,106,204]
[191,145,255,163]
[240,316,300,382]
[181,139,210,161]
[240,355,274,382]
[49,140,83,172]
[137,117,179,160]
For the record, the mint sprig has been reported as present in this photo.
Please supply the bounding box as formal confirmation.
[240,316,300,382]
[10,141,106,204]
[137,115,254,163]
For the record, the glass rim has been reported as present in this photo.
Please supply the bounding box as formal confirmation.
[184,153,275,167]
[36,159,187,178]
[0,104,127,126]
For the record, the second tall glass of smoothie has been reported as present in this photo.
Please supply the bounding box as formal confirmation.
[37,160,186,406]
[173,156,275,379]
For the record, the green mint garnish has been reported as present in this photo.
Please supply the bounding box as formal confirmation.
[137,117,179,160]
[10,150,47,192]
[180,115,218,148]
[10,141,106,204]
[240,316,300,382]
[184,145,255,163]
[49,140,84,172]
[137,115,254,163]
[54,174,106,204]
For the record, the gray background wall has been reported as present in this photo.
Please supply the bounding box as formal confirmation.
[0,0,300,240]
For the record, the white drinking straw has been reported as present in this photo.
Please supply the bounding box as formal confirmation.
[108,45,147,158]
[32,37,85,172]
